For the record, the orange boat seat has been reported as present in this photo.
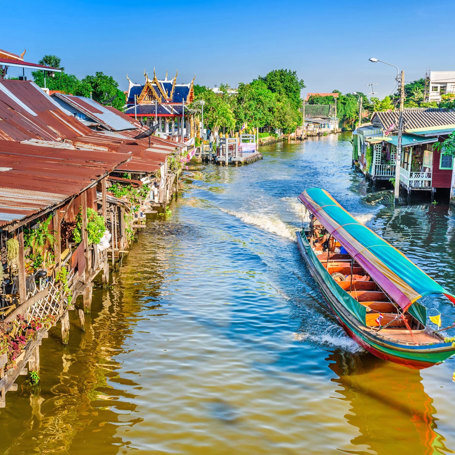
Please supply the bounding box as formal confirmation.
[348,290,389,302]
[360,301,397,313]
[365,313,410,327]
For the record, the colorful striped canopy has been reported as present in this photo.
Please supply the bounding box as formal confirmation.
[299,188,455,311]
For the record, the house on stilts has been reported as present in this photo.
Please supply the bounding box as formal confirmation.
[353,108,455,200]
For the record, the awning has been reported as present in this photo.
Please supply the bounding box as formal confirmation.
[386,134,437,147]
[298,188,455,311]
[409,128,455,137]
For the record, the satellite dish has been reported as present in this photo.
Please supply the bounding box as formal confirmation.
[134,124,159,139]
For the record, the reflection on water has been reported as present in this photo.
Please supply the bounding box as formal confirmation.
[0,134,455,454]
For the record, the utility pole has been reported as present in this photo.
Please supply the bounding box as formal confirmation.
[358,96,363,128]
[394,70,405,204]
[302,99,305,139]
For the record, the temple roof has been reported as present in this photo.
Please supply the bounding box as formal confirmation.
[126,72,194,105]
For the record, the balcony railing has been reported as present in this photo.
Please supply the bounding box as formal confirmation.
[400,167,432,189]
[373,163,395,178]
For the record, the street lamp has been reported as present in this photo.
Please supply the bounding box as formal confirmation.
[353,92,363,128]
[193,100,205,140]
[369,57,405,204]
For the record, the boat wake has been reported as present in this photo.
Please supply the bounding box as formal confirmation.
[220,208,296,241]
[353,213,375,225]
[294,327,363,353]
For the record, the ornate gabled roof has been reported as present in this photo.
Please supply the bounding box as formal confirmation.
[126,71,194,105]
[372,108,455,132]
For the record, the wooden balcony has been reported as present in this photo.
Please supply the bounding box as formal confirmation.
[400,167,432,191]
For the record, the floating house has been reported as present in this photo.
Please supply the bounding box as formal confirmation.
[124,71,195,138]
[304,104,338,134]
[304,93,339,135]
[353,108,455,198]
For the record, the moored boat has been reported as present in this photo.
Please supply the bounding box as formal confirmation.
[297,188,455,369]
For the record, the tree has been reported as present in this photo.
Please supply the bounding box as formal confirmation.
[234,80,276,130]
[371,96,395,112]
[81,72,125,110]
[192,89,235,133]
[38,55,63,70]
[259,69,304,111]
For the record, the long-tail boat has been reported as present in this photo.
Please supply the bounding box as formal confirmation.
[297,188,455,369]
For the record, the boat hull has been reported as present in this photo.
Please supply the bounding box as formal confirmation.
[297,231,455,369]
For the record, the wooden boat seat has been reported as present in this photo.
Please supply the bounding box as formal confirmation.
[366,313,410,327]
[360,301,397,313]
[348,290,389,302]
[327,265,363,275]
[338,280,377,291]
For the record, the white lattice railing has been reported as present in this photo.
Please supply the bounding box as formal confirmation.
[400,168,432,189]
[373,163,395,177]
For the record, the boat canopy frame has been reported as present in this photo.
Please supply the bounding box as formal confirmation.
[299,188,455,314]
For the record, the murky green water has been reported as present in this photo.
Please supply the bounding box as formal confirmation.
[1,135,455,454]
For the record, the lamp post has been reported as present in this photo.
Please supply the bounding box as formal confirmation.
[353,92,363,128]
[193,100,205,140]
[369,57,405,204]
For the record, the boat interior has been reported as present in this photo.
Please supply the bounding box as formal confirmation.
[304,225,443,345]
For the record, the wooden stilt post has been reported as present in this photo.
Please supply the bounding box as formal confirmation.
[53,210,61,270]
[83,284,92,314]
[110,212,115,266]
[81,192,90,278]
[120,207,126,249]
[17,229,26,303]
[61,311,70,345]
[101,177,107,220]
[78,308,86,331]
[28,345,40,372]
[0,354,7,408]
[102,251,109,284]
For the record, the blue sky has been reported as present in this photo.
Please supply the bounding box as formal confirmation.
[2,0,455,98]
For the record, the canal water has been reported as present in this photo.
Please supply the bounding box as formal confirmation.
[1,134,455,454]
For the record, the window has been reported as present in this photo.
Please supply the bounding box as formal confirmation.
[432,85,440,92]
[440,153,454,170]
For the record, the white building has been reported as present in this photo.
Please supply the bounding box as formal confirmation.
[427,71,455,103]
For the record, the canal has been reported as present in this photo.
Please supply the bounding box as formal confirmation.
[1,134,455,454]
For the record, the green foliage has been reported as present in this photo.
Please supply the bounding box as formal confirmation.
[6,238,19,265]
[24,215,55,269]
[81,72,125,110]
[27,370,40,386]
[440,132,455,156]
[258,69,305,111]
[234,80,276,129]
[192,68,303,134]
[108,183,150,211]
[370,96,395,112]
[192,89,235,132]
[73,208,106,245]
[32,57,125,110]
[55,266,72,306]
[39,55,62,70]
[193,84,209,97]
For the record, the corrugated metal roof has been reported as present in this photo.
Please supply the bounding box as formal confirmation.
[0,80,92,141]
[372,108,455,132]
[52,93,136,131]
[0,140,131,228]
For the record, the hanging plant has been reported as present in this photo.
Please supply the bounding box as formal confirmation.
[73,208,106,245]
[6,238,19,267]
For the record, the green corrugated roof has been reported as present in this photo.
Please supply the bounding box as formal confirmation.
[385,134,437,147]
[409,128,455,137]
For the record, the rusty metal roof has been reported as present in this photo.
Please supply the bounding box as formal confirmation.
[52,93,136,131]
[0,80,92,141]
[0,140,131,228]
